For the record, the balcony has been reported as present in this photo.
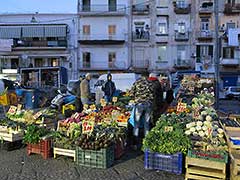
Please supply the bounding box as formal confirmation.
[132,31,150,42]
[174,59,192,69]
[78,4,126,16]
[221,58,240,66]
[12,40,67,50]
[175,32,189,41]
[224,3,240,14]
[132,4,149,15]
[196,30,214,41]
[173,3,191,14]
[79,34,126,45]
[199,5,213,14]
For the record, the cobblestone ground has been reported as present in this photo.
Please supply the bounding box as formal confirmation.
[0,147,184,180]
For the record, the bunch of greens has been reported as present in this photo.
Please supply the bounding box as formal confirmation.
[142,119,191,155]
[158,113,193,128]
[23,125,50,144]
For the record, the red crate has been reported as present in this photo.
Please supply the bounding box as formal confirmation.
[27,139,52,159]
[115,138,126,160]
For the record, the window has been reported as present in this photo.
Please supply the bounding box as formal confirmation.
[109,0,117,11]
[11,59,19,69]
[34,58,43,67]
[177,46,187,63]
[227,22,236,32]
[223,47,234,59]
[157,0,168,7]
[158,23,167,34]
[157,45,167,63]
[201,18,210,31]
[196,45,213,63]
[83,52,91,68]
[176,0,187,8]
[108,52,116,68]
[83,25,90,35]
[108,25,116,35]
[178,22,186,33]
[51,58,59,67]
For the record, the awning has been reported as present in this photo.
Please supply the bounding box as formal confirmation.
[0,26,21,38]
[45,25,67,37]
[22,26,44,38]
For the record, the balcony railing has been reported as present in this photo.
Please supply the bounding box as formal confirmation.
[132,31,150,42]
[13,40,67,49]
[78,4,126,15]
[174,3,191,14]
[224,3,240,14]
[196,30,214,40]
[199,6,213,14]
[175,32,189,41]
[79,34,126,41]
[221,58,240,66]
[132,4,149,14]
[174,59,192,68]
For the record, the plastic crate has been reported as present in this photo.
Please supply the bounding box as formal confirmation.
[27,139,52,159]
[76,146,114,169]
[144,150,183,175]
[187,149,228,163]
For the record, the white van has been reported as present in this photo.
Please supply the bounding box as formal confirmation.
[94,73,139,92]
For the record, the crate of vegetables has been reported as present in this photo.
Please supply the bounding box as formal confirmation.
[76,146,114,169]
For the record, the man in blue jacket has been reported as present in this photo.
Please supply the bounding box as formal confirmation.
[102,73,116,103]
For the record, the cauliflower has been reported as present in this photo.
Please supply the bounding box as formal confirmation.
[217,128,224,134]
[202,126,208,131]
[196,126,202,131]
[199,131,205,137]
[197,121,203,127]
[185,130,191,135]
[186,123,192,129]
[206,115,212,121]
[201,111,208,116]
[190,127,196,132]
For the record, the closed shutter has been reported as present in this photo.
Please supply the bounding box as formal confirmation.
[22,26,44,37]
[0,26,21,38]
[45,25,66,37]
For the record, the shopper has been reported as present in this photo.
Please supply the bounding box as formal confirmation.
[102,73,116,103]
[148,73,163,127]
[72,75,84,112]
[80,73,91,105]
[129,72,154,149]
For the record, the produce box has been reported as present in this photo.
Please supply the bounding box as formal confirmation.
[224,127,240,153]
[144,150,183,175]
[53,147,76,161]
[27,139,52,159]
[76,146,114,169]
[0,131,24,142]
[230,152,240,180]
[187,149,228,163]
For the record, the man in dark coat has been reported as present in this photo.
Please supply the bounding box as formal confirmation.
[102,73,116,103]
[148,73,163,127]
[72,75,84,112]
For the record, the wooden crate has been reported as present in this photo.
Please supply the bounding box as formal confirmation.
[53,147,76,161]
[230,153,240,180]
[224,127,240,153]
[0,131,24,142]
[185,156,226,180]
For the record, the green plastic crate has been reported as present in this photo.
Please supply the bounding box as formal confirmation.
[76,146,114,169]
[188,149,228,163]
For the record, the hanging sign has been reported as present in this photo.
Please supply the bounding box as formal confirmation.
[177,102,187,113]
[8,106,17,115]
[82,121,95,134]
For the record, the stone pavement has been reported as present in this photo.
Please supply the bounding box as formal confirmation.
[0,147,184,180]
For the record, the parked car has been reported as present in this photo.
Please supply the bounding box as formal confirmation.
[224,86,240,99]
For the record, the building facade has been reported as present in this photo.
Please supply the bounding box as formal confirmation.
[77,0,130,75]
[0,13,78,80]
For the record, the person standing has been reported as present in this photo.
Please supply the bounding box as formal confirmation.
[129,73,154,149]
[148,73,163,127]
[102,73,116,103]
[72,75,84,112]
[80,73,91,105]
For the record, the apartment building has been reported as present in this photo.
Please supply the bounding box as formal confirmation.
[218,0,240,87]
[0,13,78,79]
[77,0,130,74]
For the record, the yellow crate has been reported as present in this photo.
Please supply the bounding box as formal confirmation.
[62,104,75,115]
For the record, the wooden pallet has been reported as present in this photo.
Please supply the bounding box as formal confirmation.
[0,131,24,142]
[185,156,226,180]
[224,127,240,153]
[230,153,240,180]
[53,147,76,161]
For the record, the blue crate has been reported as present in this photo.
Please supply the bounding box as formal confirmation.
[144,150,183,175]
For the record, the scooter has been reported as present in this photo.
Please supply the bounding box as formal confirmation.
[50,90,76,111]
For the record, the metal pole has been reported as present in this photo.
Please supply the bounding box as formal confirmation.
[214,0,220,110]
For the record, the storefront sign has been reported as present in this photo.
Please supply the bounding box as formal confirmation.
[82,121,95,134]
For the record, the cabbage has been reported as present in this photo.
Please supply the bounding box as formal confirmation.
[197,121,203,127]
[206,115,212,121]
